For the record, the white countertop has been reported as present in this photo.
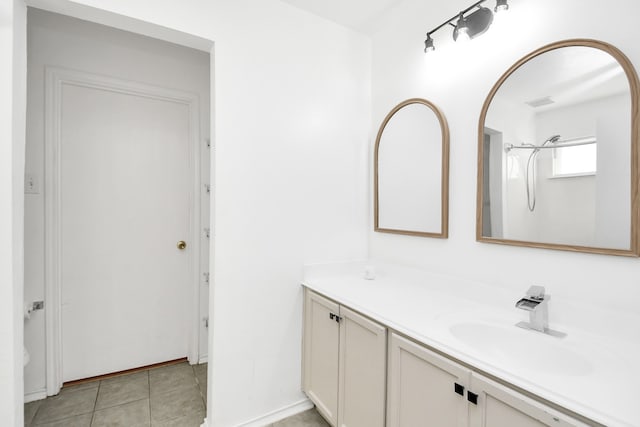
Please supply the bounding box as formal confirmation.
[302,262,640,427]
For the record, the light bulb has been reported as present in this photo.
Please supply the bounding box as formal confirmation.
[457,27,470,42]
[424,35,435,53]
[495,0,509,13]
[455,13,470,43]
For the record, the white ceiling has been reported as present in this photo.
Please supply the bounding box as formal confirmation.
[280,0,407,34]
[496,47,629,112]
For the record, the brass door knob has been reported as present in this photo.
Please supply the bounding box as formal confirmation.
[177,241,187,250]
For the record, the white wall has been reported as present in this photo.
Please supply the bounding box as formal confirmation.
[15,0,370,426]
[370,0,640,322]
[533,93,630,248]
[594,94,631,248]
[0,0,26,425]
[23,8,211,398]
[206,4,370,425]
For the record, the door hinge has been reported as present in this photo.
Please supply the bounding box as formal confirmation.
[203,317,209,328]
[204,228,210,238]
[203,272,210,283]
[204,184,211,194]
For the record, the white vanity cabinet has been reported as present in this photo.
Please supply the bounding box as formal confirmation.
[468,373,588,427]
[387,333,470,427]
[303,289,387,427]
[387,332,589,427]
[303,290,340,424]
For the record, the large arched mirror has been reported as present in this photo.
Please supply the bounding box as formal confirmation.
[477,39,640,256]
[375,98,450,238]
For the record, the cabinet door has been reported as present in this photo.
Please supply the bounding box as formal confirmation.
[469,373,590,427]
[303,290,340,426]
[387,333,470,427]
[338,306,387,427]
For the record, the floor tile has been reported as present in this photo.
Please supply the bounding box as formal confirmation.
[149,385,205,423]
[148,363,197,397]
[151,411,205,427]
[273,409,330,427]
[192,364,207,403]
[192,363,207,380]
[91,399,150,427]
[33,386,97,424]
[34,413,93,427]
[197,378,207,388]
[101,370,148,386]
[95,371,149,410]
[24,399,43,426]
[198,382,207,403]
[59,381,100,395]
[191,363,207,404]
[27,362,326,427]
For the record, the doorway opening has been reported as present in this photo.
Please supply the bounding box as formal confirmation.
[23,7,213,401]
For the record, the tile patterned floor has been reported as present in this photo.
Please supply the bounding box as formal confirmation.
[24,362,329,427]
[25,362,207,427]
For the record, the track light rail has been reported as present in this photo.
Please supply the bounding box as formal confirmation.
[426,0,487,37]
[424,0,510,52]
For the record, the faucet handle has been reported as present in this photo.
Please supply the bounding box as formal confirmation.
[526,285,546,300]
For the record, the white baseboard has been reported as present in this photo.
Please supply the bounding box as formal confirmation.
[234,399,314,427]
[199,398,313,427]
[24,388,47,403]
[198,355,208,364]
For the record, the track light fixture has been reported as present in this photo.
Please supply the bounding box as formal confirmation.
[423,0,510,53]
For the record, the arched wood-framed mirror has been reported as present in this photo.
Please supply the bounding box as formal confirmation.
[374,98,450,238]
[477,39,640,256]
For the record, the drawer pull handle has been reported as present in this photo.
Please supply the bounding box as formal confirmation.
[454,383,464,396]
[467,391,478,405]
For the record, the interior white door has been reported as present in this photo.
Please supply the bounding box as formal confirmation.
[60,82,192,382]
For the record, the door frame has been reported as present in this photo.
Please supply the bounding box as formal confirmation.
[44,66,203,395]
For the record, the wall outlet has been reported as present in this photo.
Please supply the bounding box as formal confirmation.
[25,173,39,194]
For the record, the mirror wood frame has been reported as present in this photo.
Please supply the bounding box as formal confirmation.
[476,39,640,257]
[374,98,450,238]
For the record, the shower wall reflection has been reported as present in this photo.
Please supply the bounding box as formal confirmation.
[478,40,638,255]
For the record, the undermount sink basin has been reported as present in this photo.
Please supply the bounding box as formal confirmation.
[449,322,593,376]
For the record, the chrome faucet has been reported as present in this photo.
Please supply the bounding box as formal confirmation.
[515,285,548,332]
[515,286,566,337]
